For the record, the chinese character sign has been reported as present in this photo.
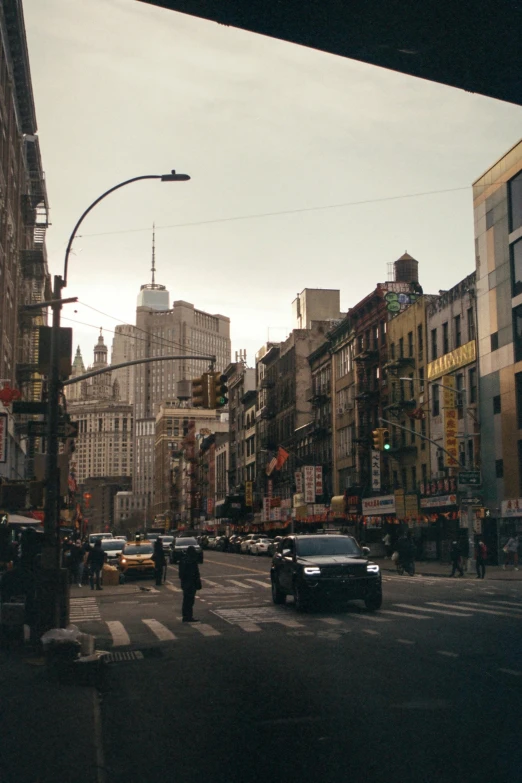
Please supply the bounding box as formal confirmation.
[315,466,323,496]
[295,471,303,493]
[444,408,459,466]
[245,481,253,507]
[263,497,270,521]
[303,465,315,503]
[371,450,381,491]
[442,375,455,409]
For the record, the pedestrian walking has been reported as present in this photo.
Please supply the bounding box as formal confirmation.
[179,545,202,622]
[69,541,84,586]
[449,540,464,577]
[382,532,393,559]
[78,539,90,586]
[475,539,487,579]
[503,535,519,570]
[87,539,105,590]
[152,537,166,586]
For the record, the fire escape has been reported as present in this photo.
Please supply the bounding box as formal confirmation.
[354,343,381,491]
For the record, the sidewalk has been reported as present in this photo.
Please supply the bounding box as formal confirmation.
[0,646,103,783]
[378,558,522,581]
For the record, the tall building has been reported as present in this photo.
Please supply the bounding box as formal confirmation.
[111,324,138,405]
[67,335,133,486]
[132,244,231,512]
[0,1,51,482]
[473,139,522,545]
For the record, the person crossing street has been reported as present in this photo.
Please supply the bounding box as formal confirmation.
[179,545,202,622]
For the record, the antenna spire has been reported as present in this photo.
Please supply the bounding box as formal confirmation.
[151,222,156,285]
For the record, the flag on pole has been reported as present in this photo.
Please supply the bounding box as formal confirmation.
[275,446,290,470]
[266,455,277,475]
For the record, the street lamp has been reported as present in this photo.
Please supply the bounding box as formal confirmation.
[41,169,190,631]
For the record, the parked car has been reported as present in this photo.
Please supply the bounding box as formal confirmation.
[270,534,382,611]
[240,535,262,555]
[250,538,273,556]
[119,540,155,579]
[170,536,204,564]
[100,537,126,566]
[207,537,217,550]
[228,535,242,553]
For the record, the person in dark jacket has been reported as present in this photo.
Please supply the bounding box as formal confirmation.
[396,532,415,570]
[449,540,464,577]
[178,545,201,622]
[475,539,488,579]
[152,538,166,586]
[87,539,105,590]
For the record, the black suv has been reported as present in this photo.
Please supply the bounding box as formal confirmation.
[270,534,382,611]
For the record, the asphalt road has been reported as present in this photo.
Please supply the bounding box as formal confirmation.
[71,552,522,783]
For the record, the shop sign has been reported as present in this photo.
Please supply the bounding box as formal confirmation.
[501,498,522,518]
[207,498,214,515]
[304,465,315,503]
[362,495,396,516]
[267,480,273,498]
[245,481,253,507]
[427,340,476,381]
[330,496,346,516]
[371,450,381,491]
[270,507,281,521]
[263,497,270,521]
[315,466,323,496]
[0,412,7,463]
[442,374,455,408]
[420,494,457,509]
[404,494,419,516]
[313,504,326,515]
[444,408,459,467]
[293,493,305,508]
[295,471,303,493]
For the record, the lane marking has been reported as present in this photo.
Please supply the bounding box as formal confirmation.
[450,602,517,617]
[380,609,433,620]
[394,603,472,617]
[142,619,177,641]
[482,600,522,608]
[245,579,271,588]
[362,629,380,635]
[201,579,223,587]
[227,579,253,588]
[107,620,131,647]
[498,668,522,677]
[396,639,415,645]
[437,651,459,658]
[192,623,221,637]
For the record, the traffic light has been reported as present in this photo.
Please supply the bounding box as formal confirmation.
[382,428,391,451]
[191,376,207,408]
[209,372,228,409]
[372,428,383,451]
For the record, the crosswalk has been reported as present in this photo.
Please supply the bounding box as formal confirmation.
[69,588,522,649]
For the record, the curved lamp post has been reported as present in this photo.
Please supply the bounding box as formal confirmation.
[41,170,190,630]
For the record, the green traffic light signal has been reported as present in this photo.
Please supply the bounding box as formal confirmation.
[382,429,391,451]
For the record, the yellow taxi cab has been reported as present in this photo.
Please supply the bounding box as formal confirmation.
[119,539,155,579]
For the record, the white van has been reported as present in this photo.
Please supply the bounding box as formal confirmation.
[88,532,113,546]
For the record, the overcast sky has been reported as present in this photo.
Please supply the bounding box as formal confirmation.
[23,0,522,370]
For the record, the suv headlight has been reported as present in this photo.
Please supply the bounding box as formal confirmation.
[303,566,321,576]
[367,564,380,573]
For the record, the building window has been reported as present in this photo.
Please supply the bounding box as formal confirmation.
[493,394,501,415]
[419,366,425,392]
[511,238,522,298]
[509,169,522,233]
[442,322,449,354]
[399,337,404,358]
[468,368,477,404]
[421,463,427,483]
[431,328,437,361]
[432,384,440,417]
[454,315,461,348]
[516,373,522,428]
[408,331,413,357]
[467,439,474,468]
[491,331,499,352]
[514,305,522,362]
[467,307,475,342]
[390,343,395,360]
[417,324,423,357]
[410,466,417,489]
[401,468,408,490]
[380,320,386,346]
[495,459,504,479]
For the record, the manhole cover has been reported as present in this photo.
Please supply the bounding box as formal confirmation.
[103,650,144,663]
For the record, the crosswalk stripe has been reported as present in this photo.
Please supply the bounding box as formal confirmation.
[454,602,522,617]
[142,619,177,641]
[380,609,433,620]
[481,600,522,608]
[107,620,131,647]
[363,629,380,635]
[319,618,344,626]
[498,668,522,677]
[192,623,221,637]
[227,579,253,588]
[394,603,472,617]
[244,579,271,588]
[235,621,262,632]
[164,582,181,593]
[438,650,459,658]
[349,613,390,623]
[202,579,222,588]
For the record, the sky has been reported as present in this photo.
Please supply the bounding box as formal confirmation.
[23,0,522,370]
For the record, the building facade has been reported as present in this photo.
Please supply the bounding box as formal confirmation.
[473,139,522,543]
[111,324,138,405]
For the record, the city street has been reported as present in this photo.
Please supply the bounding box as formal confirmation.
[69,551,522,783]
